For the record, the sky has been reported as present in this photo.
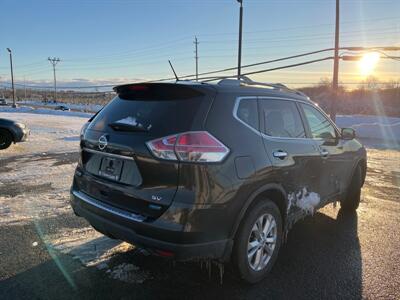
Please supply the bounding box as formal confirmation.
[0,0,399,90]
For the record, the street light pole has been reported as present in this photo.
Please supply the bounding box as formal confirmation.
[6,48,17,108]
[237,0,243,79]
[331,0,340,122]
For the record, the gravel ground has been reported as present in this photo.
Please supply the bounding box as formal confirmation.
[0,113,399,300]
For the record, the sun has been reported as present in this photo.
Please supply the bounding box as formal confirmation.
[359,52,380,77]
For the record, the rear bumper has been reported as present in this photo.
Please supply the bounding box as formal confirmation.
[70,189,232,261]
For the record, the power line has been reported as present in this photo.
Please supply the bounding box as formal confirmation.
[199,57,335,82]
[161,46,399,81]
[55,27,400,65]
[201,29,400,45]
[6,26,399,76]
[13,34,399,76]
[3,46,399,90]
[62,37,192,62]
[7,19,397,71]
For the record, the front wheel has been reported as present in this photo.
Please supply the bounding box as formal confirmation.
[0,129,13,150]
[232,200,282,284]
[340,165,362,211]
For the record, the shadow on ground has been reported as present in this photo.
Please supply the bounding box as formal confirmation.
[0,209,361,299]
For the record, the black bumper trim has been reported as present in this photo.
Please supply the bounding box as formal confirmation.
[71,190,233,261]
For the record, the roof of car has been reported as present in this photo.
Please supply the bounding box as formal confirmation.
[113,78,312,102]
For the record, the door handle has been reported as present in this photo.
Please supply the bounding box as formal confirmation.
[320,149,329,157]
[273,150,288,159]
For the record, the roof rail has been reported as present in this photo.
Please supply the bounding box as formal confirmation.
[217,78,241,86]
[218,76,309,98]
[240,76,289,90]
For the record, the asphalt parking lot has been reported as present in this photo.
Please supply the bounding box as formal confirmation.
[0,113,399,300]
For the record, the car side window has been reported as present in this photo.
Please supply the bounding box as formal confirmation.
[259,99,306,138]
[236,98,259,130]
[301,104,337,140]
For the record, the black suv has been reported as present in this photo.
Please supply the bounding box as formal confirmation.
[70,78,366,283]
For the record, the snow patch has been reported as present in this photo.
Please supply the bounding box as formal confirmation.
[46,227,133,267]
[288,187,321,215]
[115,116,139,126]
[107,263,151,284]
[44,227,153,283]
[114,116,152,130]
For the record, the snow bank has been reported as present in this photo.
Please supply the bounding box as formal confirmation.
[0,105,92,118]
[336,115,400,142]
[18,100,103,113]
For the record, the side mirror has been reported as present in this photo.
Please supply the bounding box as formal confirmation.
[341,128,355,140]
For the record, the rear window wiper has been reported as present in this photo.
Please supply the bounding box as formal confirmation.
[108,122,149,132]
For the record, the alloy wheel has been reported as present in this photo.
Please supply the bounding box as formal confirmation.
[247,213,277,271]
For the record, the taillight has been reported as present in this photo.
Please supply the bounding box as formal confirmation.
[146,131,229,163]
[175,132,229,162]
[146,134,177,161]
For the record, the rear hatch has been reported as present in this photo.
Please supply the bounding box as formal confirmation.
[76,83,215,219]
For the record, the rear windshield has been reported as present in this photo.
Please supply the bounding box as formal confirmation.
[88,85,206,136]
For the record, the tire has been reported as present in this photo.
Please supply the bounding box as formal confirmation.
[232,200,282,284]
[340,165,362,211]
[0,129,13,150]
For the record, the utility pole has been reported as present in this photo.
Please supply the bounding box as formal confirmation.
[48,57,61,102]
[194,36,199,81]
[24,76,27,100]
[331,0,340,122]
[237,0,243,79]
[6,48,17,108]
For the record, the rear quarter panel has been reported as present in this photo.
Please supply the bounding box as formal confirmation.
[174,92,277,239]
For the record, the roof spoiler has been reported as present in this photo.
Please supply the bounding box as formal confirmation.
[113,82,204,100]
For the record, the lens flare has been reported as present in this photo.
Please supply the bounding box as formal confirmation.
[359,52,380,76]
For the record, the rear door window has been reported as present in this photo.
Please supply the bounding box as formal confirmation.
[258,99,306,138]
[236,98,259,130]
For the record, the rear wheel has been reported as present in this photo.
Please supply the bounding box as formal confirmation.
[340,165,362,211]
[0,129,13,150]
[232,200,282,283]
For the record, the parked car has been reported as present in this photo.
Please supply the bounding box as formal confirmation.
[0,98,8,106]
[54,105,70,111]
[70,78,366,283]
[0,118,30,149]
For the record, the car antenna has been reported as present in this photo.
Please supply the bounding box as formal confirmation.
[168,60,179,81]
